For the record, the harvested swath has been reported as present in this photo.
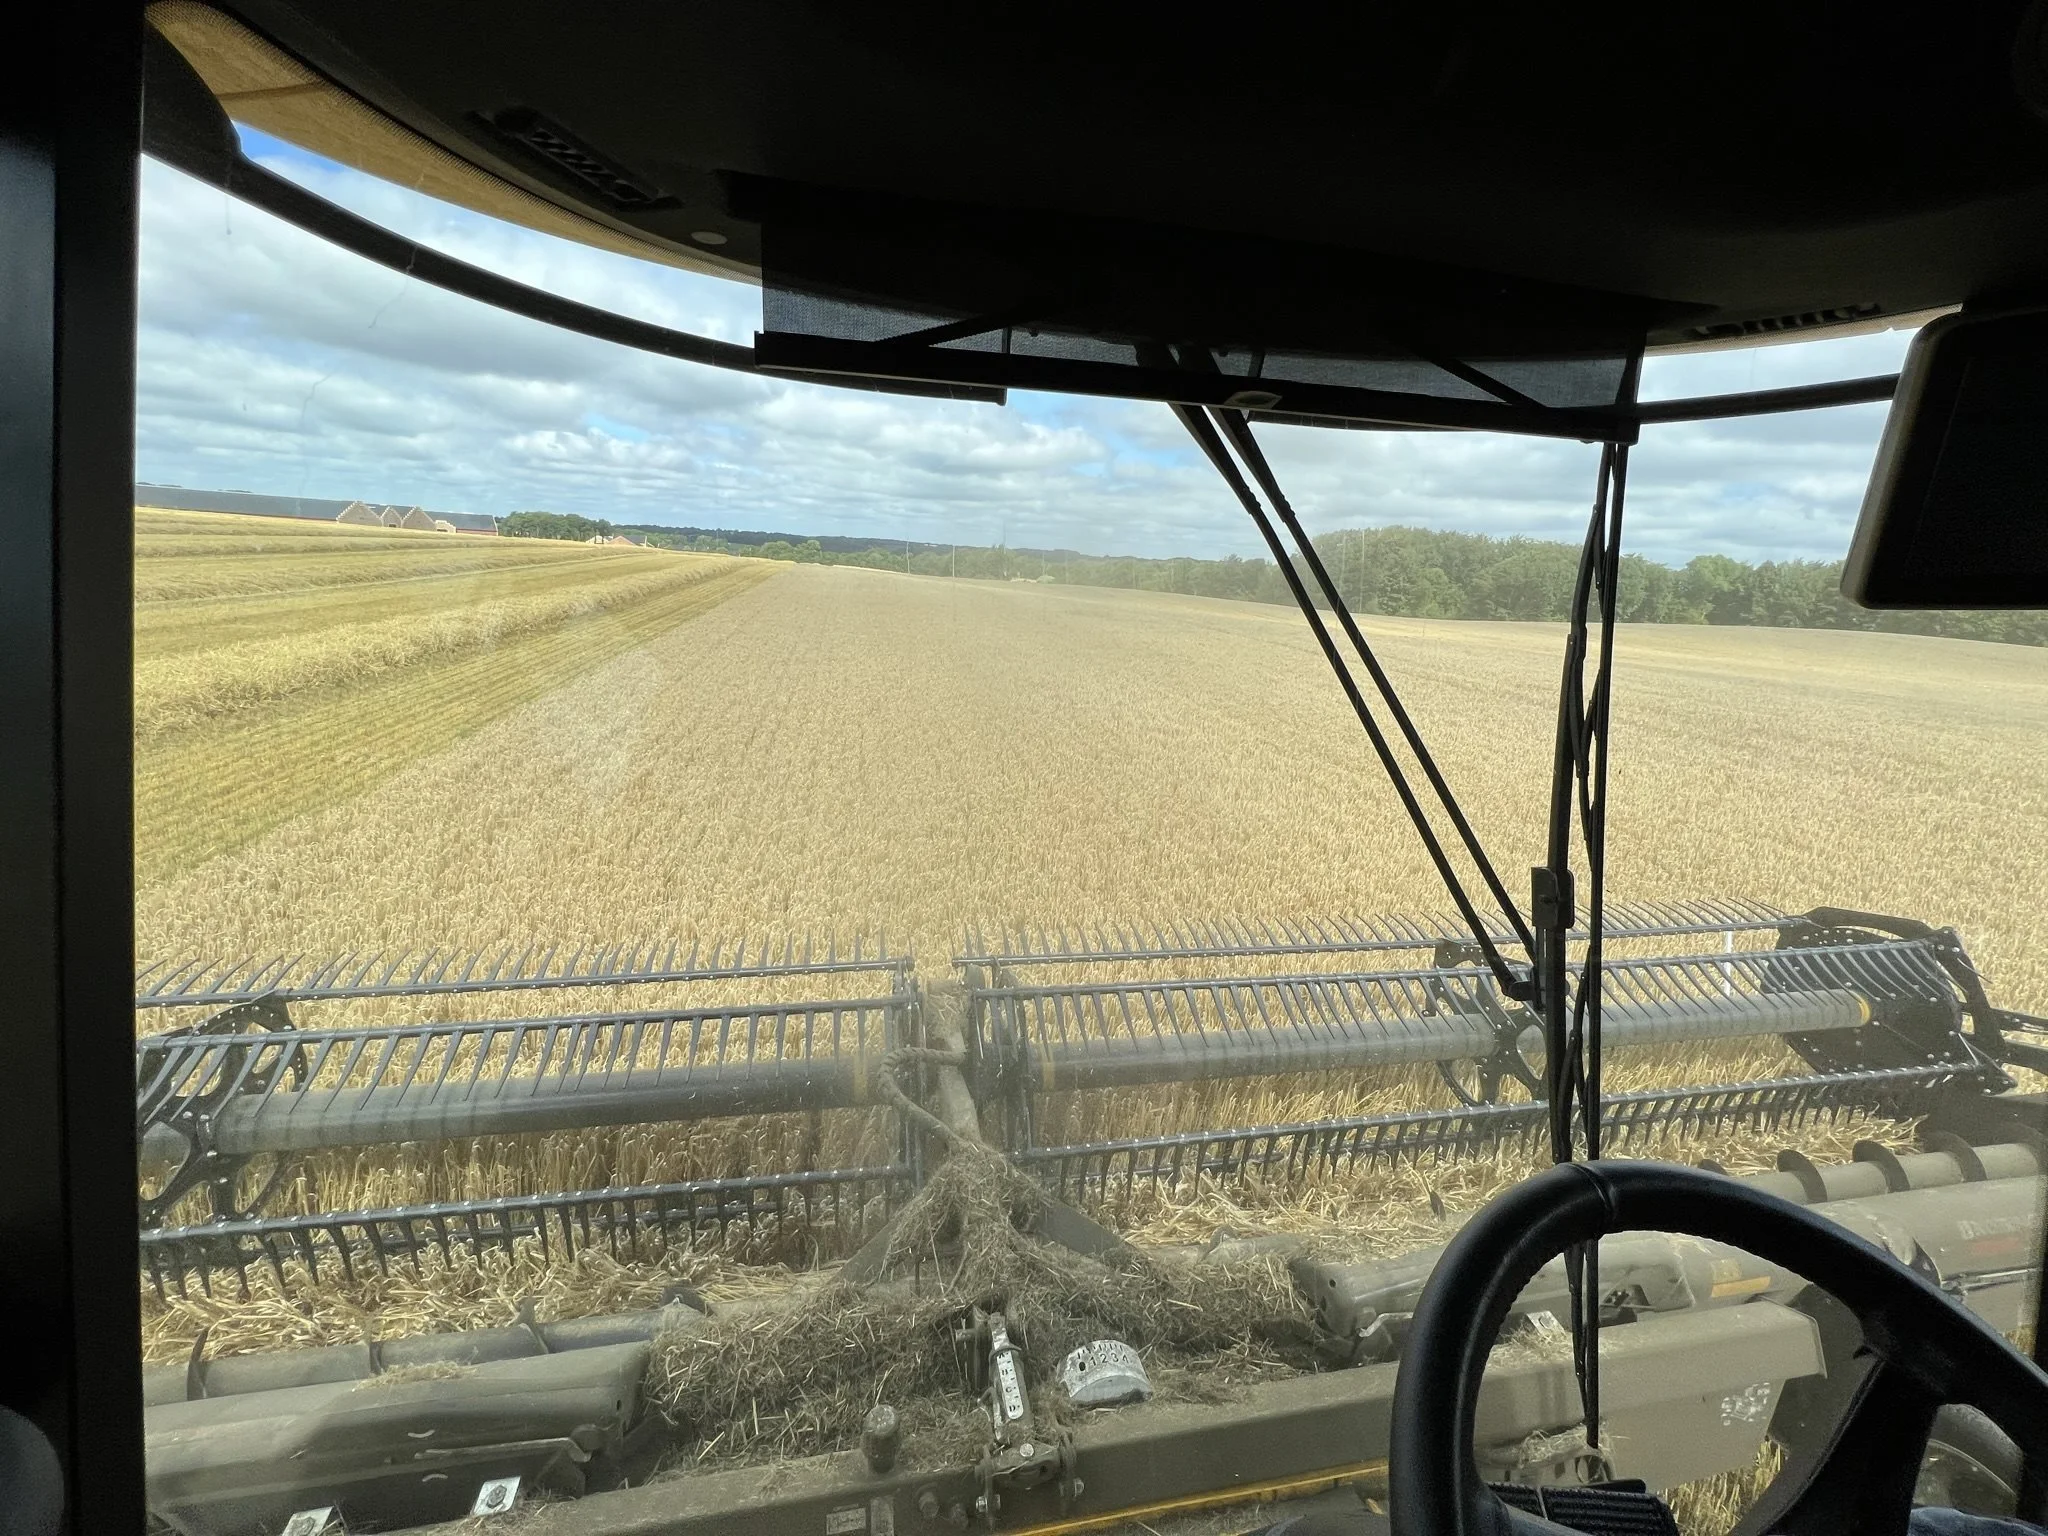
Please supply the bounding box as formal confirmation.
[647,1152,1319,1468]
[134,539,775,879]
[133,508,596,599]
[138,559,736,741]
[139,553,661,659]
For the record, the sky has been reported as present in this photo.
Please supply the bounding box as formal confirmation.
[135,130,1924,567]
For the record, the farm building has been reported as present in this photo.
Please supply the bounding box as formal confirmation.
[134,484,499,535]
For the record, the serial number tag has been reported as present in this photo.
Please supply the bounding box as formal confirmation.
[825,1505,866,1535]
[996,1352,1026,1422]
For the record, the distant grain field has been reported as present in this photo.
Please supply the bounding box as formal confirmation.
[133,514,2048,1340]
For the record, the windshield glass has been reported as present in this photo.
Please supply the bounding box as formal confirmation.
[132,130,2048,1536]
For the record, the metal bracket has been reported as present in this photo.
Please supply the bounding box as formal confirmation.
[955,1308,1069,1526]
[471,1477,521,1517]
[1771,920,2002,1085]
[983,967,1034,1151]
[1426,949,1541,1107]
[137,994,304,1224]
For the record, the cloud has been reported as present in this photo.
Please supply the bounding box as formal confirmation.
[135,138,1917,565]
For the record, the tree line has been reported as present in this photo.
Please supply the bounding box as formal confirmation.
[503,510,617,541]
[1308,528,2045,643]
[505,515,2048,646]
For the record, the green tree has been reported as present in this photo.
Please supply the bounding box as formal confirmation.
[1471,545,1579,619]
[1681,554,1751,625]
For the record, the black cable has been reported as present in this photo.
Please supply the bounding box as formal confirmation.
[1167,402,1534,999]
[1580,444,1628,1165]
[1188,387,1633,1446]
[1542,447,1609,1155]
[1545,449,1602,1448]
[1208,408,1539,969]
[1546,441,1632,1452]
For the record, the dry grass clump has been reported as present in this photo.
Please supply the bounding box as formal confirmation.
[351,1360,476,1387]
[648,1152,1319,1469]
[1664,1441,1785,1536]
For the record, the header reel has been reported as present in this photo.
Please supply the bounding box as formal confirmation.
[133,903,2044,1290]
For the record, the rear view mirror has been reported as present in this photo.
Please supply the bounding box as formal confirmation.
[1844,307,2048,609]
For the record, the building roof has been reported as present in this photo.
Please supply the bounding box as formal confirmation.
[136,484,497,533]
[135,484,354,521]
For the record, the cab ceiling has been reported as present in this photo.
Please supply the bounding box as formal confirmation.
[213,2,2048,353]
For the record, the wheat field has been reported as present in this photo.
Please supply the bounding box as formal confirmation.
[131,512,2048,1524]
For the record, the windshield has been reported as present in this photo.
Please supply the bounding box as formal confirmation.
[132,130,2048,1536]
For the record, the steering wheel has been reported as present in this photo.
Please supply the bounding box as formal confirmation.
[1388,1160,2048,1536]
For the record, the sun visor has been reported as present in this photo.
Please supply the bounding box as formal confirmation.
[145,1,750,282]
[742,177,1663,439]
[1845,307,2048,609]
